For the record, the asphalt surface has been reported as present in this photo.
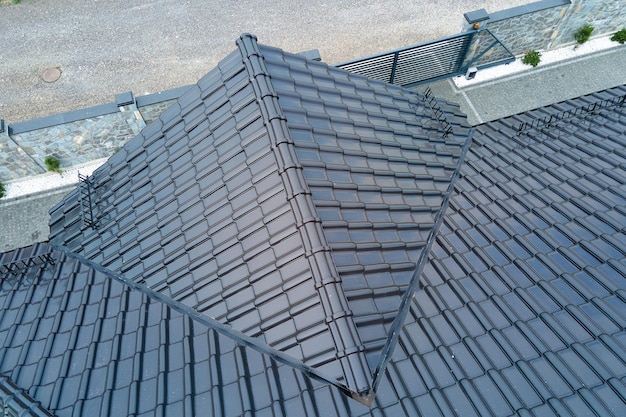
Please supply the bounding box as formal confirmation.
[0,0,529,123]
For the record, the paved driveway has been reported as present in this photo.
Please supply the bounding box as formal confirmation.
[1,0,529,123]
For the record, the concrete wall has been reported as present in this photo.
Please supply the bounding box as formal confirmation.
[465,0,626,58]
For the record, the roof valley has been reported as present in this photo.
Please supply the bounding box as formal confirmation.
[370,126,475,392]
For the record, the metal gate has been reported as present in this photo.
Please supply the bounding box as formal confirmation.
[335,29,513,87]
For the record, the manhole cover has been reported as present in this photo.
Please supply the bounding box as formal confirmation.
[42,68,61,83]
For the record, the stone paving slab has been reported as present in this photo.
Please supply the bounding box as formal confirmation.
[0,100,170,183]
[138,99,178,125]
[423,46,626,126]
[119,105,147,136]
[8,112,135,179]
[0,132,45,181]
[0,186,73,252]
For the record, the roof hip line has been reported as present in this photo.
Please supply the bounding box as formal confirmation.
[236,33,373,400]
[0,373,54,417]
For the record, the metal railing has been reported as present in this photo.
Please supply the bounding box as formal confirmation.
[516,93,626,133]
[336,29,514,87]
[0,252,55,276]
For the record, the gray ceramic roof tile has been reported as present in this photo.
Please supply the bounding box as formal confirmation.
[47,34,471,401]
[384,85,626,416]
[0,211,621,417]
[5,38,626,416]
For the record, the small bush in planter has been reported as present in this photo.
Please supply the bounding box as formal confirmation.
[0,182,5,199]
[611,28,626,44]
[44,156,62,173]
[522,50,541,67]
[574,24,594,45]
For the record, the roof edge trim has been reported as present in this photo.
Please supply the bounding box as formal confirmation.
[47,242,372,404]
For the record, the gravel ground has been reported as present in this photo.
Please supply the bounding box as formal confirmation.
[0,0,529,123]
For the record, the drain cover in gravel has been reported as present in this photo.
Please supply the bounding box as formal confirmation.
[42,68,61,83]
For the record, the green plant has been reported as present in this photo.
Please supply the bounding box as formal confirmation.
[44,156,62,173]
[574,24,594,45]
[0,182,5,199]
[522,50,541,67]
[611,28,626,44]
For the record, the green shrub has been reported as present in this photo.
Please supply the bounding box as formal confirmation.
[522,50,541,67]
[574,24,594,45]
[611,28,626,44]
[44,156,62,173]
[0,182,5,199]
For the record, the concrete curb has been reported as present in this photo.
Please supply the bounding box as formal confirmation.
[0,158,107,203]
[454,34,623,88]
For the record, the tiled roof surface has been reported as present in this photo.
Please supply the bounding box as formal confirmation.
[0,243,344,417]
[49,44,366,390]
[47,34,469,397]
[4,36,623,416]
[0,372,54,417]
[0,243,394,417]
[388,85,626,416]
[261,45,470,368]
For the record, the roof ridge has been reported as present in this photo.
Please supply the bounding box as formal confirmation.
[236,34,372,397]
